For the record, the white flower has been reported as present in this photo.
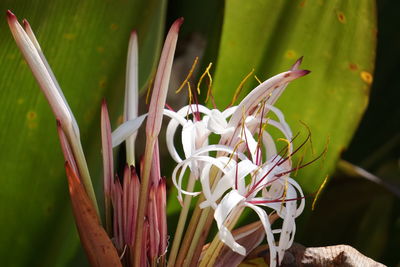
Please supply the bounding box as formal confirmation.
[167,59,309,266]
[109,48,310,266]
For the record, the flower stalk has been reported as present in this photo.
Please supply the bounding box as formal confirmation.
[132,17,183,266]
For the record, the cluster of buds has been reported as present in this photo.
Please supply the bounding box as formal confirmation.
[8,9,312,267]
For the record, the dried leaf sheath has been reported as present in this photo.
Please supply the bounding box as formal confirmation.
[65,162,122,267]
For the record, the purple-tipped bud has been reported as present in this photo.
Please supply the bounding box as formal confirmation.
[290,56,304,70]
[146,17,183,138]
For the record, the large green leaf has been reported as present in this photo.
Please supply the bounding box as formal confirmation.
[0,1,166,266]
[212,0,376,192]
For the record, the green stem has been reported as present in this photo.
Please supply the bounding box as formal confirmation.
[183,207,211,267]
[199,207,244,267]
[68,128,99,216]
[133,137,156,267]
[175,196,204,266]
[167,173,196,267]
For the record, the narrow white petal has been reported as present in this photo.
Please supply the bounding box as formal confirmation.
[266,104,292,139]
[111,114,147,147]
[124,31,139,165]
[214,191,246,255]
[262,131,277,160]
[288,178,305,217]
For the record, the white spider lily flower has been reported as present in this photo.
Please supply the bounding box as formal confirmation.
[108,48,310,266]
[167,61,309,266]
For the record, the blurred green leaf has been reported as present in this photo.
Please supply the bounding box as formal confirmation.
[212,0,376,192]
[0,0,166,266]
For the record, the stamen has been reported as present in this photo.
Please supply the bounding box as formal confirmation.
[256,102,265,165]
[176,56,199,93]
[312,175,329,210]
[277,131,311,166]
[294,145,306,177]
[271,132,300,164]
[247,195,306,205]
[300,121,315,155]
[190,82,201,121]
[275,146,328,177]
[255,101,268,165]
[228,69,255,108]
[280,177,289,211]
[198,63,216,108]
[164,103,175,112]
[254,75,262,85]
[277,138,292,160]
[247,132,306,197]
[235,153,239,190]
[197,62,213,95]
[224,140,244,169]
[240,107,252,157]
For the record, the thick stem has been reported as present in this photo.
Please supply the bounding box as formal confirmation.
[178,165,222,265]
[189,209,215,266]
[167,173,196,267]
[183,207,211,267]
[133,137,156,267]
[199,207,244,267]
[175,195,204,266]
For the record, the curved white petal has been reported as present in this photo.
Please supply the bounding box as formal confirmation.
[171,155,230,202]
[244,203,278,267]
[214,191,246,255]
[262,131,277,161]
[265,104,292,140]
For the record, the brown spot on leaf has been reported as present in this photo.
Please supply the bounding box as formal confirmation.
[336,11,346,24]
[361,71,373,84]
[99,76,108,88]
[63,33,76,40]
[96,46,105,53]
[110,23,119,31]
[26,111,37,120]
[285,50,297,59]
[348,63,358,71]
